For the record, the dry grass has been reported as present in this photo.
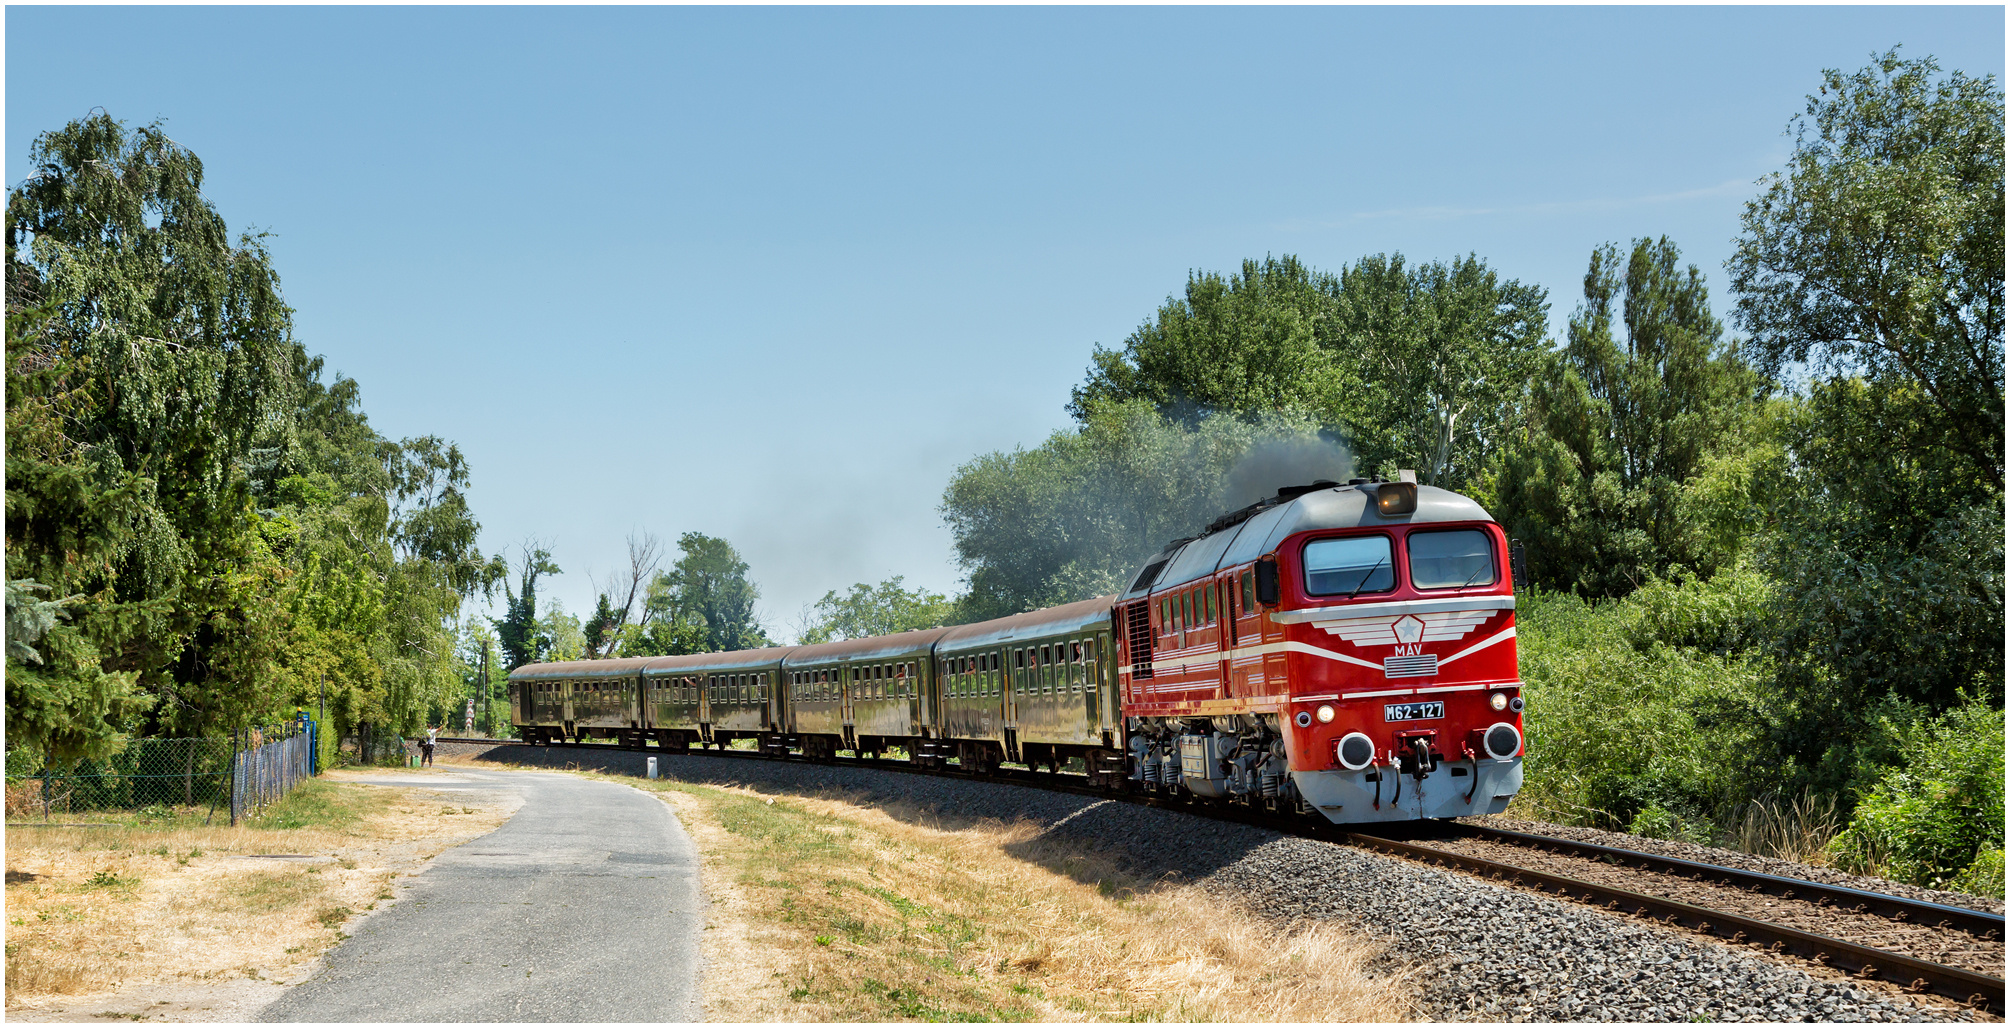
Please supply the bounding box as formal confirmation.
[1731,792,1843,865]
[627,774,1410,1022]
[4,770,512,1008]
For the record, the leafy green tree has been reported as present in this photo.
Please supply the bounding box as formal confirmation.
[1729,48,2003,490]
[1330,254,1550,490]
[1070,253,1546,493]
[539,599,586,662]
[3,306,154,768]
[639,533,771,652]
[797,576,958,643]
[1069,256,1350,424]
[1725,51,2004,800]
[6,112,505,758]
[1492,238,1770,596]
[494,546,561,669]
[5,114,299,740]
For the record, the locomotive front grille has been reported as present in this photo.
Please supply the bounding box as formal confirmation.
[1383,654,1439,678]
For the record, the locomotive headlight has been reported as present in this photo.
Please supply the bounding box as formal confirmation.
[1316,704,1335,724]
[1510,696,1524,713]
[1489,691,1509,712]
[1376,480,1418,516]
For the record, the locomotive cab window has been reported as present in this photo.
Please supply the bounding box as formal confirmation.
[1303,535,1396,596]
[1408,528,1497,589]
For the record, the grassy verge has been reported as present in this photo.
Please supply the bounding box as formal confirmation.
[4,771,511,1004]
[597,772,1407,1022]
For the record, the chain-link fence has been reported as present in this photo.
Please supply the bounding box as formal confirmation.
[4,737,235,821]
[4,720,322,824]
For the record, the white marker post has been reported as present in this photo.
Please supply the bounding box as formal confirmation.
[647,756,658,779]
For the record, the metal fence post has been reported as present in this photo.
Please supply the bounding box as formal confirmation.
[229,729,240,827]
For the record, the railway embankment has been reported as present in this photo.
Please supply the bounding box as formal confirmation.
[469,740,1990,1022]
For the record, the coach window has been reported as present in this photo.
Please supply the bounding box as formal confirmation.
[1408,528,1497,590]
[1303,535,1396,596]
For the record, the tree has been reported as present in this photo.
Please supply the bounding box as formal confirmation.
[636,533,770,653]
[583,533,663,658]
[1492,238,1770,596]
[5,113,298,740]
[797,576,958,644]
[3,306,153,768]
[1330,254,1550,490]
[1068,253,1547,493]
[6,112,506,755]
[494,545,561,669]
[1728,48,2004,490]
[1724,51,2005,797]
[1069,256,1350,425]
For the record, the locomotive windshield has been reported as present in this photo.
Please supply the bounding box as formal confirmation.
[1408,528,1496,589]
[1303,535,1395,596]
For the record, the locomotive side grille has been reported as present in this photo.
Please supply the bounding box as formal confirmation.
[1383,654,1439,678]
[1125,602,1154,679]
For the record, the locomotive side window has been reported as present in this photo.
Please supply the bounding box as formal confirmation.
[1408,529,1497,589]
[1303,535,1396,596]
[1241,570,1255,612]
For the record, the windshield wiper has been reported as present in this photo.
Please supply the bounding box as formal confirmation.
[1344,555,1389,601]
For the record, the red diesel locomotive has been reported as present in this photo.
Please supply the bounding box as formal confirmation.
[509,474,1525,824]
[1113,474,1524,822]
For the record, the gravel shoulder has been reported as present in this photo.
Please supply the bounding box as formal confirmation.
[475,742,1988,1023]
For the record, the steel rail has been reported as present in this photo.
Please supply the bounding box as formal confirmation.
[441,736,2003,1013]
[1451,823,2005,939]
[1344,830,2004,1015]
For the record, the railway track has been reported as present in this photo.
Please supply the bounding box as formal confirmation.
[441,736,2005,1014]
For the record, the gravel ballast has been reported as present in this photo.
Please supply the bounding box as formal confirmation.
[1465,815,2004,916]
[471,743,1980,1022]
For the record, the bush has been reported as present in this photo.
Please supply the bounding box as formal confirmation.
[1950,847,2004,900]
[1627,804,1713,845]
[1830,701,2004,893]
[1615,564,1774,656]
[1513,584,1776,833]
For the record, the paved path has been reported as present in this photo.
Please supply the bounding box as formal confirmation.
[260,769,703,1023]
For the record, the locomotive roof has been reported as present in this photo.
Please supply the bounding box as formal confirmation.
[935,595,1116,653]
[1119,481,1494,600]
[781,627,953,667]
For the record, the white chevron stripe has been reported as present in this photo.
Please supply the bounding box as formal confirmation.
[1438,626,1516,666]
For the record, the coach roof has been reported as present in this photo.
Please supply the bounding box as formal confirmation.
[782,627,952,668]
[508,656,657,680]
[935,595,1115,653]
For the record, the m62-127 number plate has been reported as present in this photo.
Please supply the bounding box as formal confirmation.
[1384,701,1445,722]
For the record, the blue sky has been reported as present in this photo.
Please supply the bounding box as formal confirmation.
[7,6,2003,638]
